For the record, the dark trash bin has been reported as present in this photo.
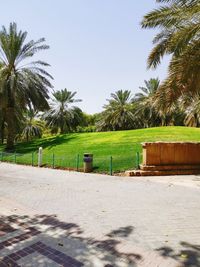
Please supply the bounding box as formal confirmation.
[83,153,93,173]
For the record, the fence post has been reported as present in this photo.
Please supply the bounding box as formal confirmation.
[52,153,55,169]
[110,156,113,176]
[136,152,140,170]
[38,147,43,167]
[76,154,79,171]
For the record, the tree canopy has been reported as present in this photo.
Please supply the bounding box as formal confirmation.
[0,22,53,149]
[141,0,200,107]
[44,88,83,134]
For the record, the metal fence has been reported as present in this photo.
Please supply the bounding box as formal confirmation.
[0,149,142,175]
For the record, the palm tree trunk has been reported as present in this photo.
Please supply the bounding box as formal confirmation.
[162,116,168,126]
[60,125,64,134]
[6,107,15,150]
[60,112,65,134]
[26,132,29,142]
[1,124,4,144]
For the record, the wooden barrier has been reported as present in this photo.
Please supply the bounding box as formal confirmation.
[143,142,200,166]
[126,142,200,176]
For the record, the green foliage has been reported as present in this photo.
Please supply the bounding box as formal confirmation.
[81,113,99,127]
[180,92,200,127]
[44,88,83,134]
[0,22,53,149]
[134,78,185,127]
[141,0,200,107]
[20,108,44,142]
[76,125,96,133]
[97,90,136,131]
[133,78,162,127]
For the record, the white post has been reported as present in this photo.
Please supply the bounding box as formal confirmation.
[38,147,43,167]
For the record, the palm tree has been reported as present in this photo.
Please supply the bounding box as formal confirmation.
[0,22,53,150]
[134,78,184,127]
[44,89,82,133]
[97,90,136,131]
[133,78,163,127]
[21,108,44,142]
[141,0,200,105]
[134,78,160,100]
[179,92,200,127]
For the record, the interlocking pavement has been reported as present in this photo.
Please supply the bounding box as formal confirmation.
[0,163,200,266]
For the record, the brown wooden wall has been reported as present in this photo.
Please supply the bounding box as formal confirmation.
[143,142,200,166]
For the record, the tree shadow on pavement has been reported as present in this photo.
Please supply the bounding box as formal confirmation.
[156,242,200,267]
[0,214,141,267]
[106,226,134,238]
[2,214,197,266]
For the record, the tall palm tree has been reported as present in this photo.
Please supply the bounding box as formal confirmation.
[97,90,136,131]
[44,89,82,133]
[0,22,53,150]
[141,0,200,105]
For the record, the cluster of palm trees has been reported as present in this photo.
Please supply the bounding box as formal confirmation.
[0,23,53,149]
[96,79,185,131]
[0,23,85,150]
[141,0,200,123]
[0,0,200,149]
[98,0,200,131]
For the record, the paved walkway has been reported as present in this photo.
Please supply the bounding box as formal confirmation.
[0,163,200,266]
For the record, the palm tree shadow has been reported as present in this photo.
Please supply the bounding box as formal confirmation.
[156,242,200,266]
[106,226,134,238]
[14,135,78,154]
[0,214,141,266]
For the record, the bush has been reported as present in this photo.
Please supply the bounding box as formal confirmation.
[76,125,96,133]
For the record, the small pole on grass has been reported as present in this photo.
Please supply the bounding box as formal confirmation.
[31,152,34,166]
[76,154,79,171]
[1,152,3,161]
[38,147,43,167]
[52,153,55,169]
[136,152,140,170]
[14,152,17,163]
[110,156,113,176]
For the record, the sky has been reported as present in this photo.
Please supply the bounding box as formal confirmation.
[1,0,169,114]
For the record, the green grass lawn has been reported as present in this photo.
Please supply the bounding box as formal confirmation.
[1,126,200,173]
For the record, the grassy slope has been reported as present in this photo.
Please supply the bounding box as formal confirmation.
[1,126,200,172]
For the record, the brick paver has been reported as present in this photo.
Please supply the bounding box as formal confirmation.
[0,163,200,266]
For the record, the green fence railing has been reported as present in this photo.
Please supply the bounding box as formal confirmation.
[0,148,142,175]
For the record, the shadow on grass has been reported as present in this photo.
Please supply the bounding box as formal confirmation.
[13,135,78,154]
[0,214,140,267]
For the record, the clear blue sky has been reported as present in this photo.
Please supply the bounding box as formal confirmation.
[1,0,169,114]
